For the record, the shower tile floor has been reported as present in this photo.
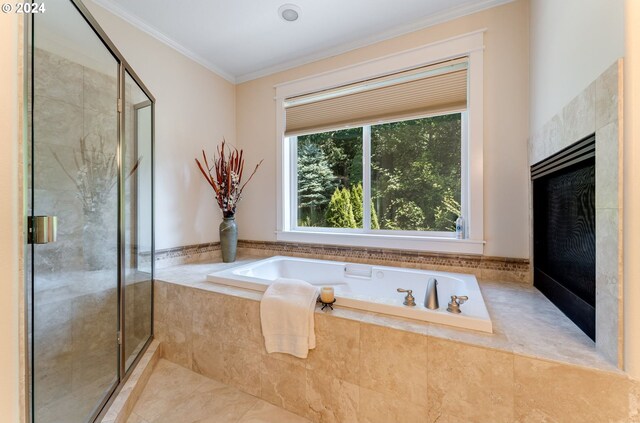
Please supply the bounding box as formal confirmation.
[127,359,311,423]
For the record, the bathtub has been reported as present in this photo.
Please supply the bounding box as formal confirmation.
[207,256,493,333]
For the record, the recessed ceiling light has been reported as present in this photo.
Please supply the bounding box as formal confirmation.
[278,4,301,22]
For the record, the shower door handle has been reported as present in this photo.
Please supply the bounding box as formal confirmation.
[28,216,57,244]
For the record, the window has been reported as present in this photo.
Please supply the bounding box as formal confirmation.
[275,31,485,254]
[292,112,464,235]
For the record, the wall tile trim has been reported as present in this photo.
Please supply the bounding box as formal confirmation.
[155,239,530,282]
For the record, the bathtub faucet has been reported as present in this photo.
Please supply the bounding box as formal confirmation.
[396,288,416,306]
[424,278,439,310]
[447,295,469,314]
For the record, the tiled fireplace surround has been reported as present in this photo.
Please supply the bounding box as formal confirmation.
[529,60,623,367]
[132,61,637,422]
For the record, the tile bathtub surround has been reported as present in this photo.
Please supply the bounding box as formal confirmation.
[153,260,640,423]
[529,60,624,367]
[154,239,530,283]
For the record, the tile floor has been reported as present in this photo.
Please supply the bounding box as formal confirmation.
[127,359,311,423]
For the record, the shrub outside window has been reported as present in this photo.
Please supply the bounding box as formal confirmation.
[291,113,464,236]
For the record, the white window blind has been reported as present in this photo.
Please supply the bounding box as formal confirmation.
[284,57,468,137]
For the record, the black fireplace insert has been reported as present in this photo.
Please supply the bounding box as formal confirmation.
[532,135,596,340]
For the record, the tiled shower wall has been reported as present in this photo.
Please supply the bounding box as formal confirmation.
[529,60,623,366]
[33,46,118,271]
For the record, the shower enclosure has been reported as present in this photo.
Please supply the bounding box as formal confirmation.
[25,1,154,421]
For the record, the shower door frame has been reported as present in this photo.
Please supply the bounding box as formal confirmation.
[25,0,156,421]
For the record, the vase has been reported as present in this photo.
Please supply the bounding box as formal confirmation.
[83,208,112,271]
[220,216,238,263]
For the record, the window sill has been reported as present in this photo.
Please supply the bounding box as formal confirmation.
[275,230,485,255]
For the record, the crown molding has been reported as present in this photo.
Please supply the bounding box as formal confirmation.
[90,0,237,83]
[90,0,514,85]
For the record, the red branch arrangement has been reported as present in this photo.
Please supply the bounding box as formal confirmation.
[195,139,263,218]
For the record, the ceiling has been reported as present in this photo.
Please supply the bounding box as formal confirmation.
[91,0,512,83]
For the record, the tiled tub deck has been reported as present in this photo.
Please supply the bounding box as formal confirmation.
[153,256,640,423]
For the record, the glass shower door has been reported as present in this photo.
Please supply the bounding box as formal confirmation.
[31,1,120,421]
[123,71,153,372]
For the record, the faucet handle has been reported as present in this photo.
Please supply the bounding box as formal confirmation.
[454,295,468,305]
[397,288,416,307]
[447,295,469,314]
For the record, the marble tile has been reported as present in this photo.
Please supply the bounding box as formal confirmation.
[426,316,513,353]
[596,121,620,209]
[360,309,430,337]
[528,130,541,166]
[238,400,312,423]
[125,357,312,423]
[305,372,359,423]
[491,291,608,370]
[33,96,83,148]
[260,355,308,416]
[159,258,617,372]
[131,359,208,422]
[359,322,428,404]
[154,282,193,369]
[562,81,596,147]
[596,208,620,296]
[34,48,84,107]
[150,379,259,423]
[190,288,227,340]
[596,289,620,366]
[358,386,427,423]
[101,340,159,423]
[191,335,228,384]
[596,207,623,366]
[529,115,562,166]
[83,66,118,113]
[544,113,564,158]
[427,338,514,423]
[192,337,262,397]
[33,142,82,192]
[222,295,263,350]
[514,356,632,423]
[596,61,620,129]
[125,413,149,423]
[225,344,263,396]
[84,107,118,143]
[307,313,360,384]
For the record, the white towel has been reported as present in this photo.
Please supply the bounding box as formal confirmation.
[260,277,318,358]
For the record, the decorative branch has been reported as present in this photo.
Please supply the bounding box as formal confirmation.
[195,138,263,217]
[52,135,142,214]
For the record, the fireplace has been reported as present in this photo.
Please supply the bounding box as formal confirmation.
[532,135,596,340]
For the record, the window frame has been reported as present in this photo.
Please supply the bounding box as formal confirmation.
[289,110,468,237]
[275,30,485,254]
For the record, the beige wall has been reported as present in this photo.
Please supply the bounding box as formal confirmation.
[624,0,640,380]
[0,12,22,423]
[529,0,624,133]
[84,1,237,250]
[236,0,530,259]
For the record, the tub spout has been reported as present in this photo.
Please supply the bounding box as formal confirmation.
[425,278,439,309]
